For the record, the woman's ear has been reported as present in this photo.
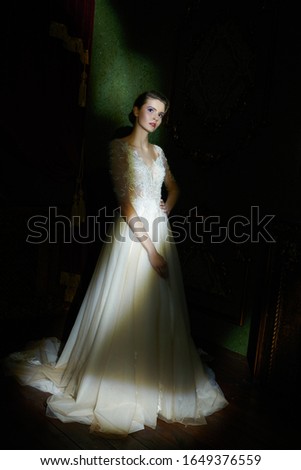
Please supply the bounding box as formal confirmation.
[133,106,139,118]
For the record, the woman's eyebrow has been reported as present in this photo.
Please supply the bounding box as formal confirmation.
[147,105,165,115]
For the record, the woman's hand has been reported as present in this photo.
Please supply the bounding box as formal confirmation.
[148,250,168,278]
[160,199,170,216]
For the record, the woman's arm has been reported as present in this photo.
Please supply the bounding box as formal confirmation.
[160,153,180,216]
[110,141,168,278]
[120,200,168,278]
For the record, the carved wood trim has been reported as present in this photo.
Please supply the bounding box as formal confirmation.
[250,226,301,388]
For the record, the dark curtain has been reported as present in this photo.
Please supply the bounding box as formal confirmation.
[59,0,95,56]
[63,0,95,53]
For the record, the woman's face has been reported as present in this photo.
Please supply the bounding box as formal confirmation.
[134,98,166,133]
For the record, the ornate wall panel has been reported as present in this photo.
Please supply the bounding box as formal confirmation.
[170,0,275,166]
[169,1,279,355]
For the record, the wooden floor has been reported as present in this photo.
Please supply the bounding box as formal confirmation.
[1,343,300,450]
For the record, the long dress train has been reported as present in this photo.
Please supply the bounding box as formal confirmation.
[4,139,228,435]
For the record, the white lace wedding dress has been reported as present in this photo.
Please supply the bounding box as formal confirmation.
[4,139,228,435]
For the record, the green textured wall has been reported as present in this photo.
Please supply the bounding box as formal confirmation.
[84,0,181,176]
[194,311,252,356]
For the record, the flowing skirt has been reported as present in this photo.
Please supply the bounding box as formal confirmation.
[4,208,228,435]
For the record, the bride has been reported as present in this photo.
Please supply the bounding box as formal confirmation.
[4,90,228,436]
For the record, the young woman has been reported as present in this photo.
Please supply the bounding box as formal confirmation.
[5,91,228,436]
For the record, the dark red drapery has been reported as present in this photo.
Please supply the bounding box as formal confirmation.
[53,0,95,57]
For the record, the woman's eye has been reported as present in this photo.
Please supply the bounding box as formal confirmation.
[147,107,154,113]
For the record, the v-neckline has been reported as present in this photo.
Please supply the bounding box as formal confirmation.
[125,141,159,169]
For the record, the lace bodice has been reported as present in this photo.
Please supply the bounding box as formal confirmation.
[109,139,173,213]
